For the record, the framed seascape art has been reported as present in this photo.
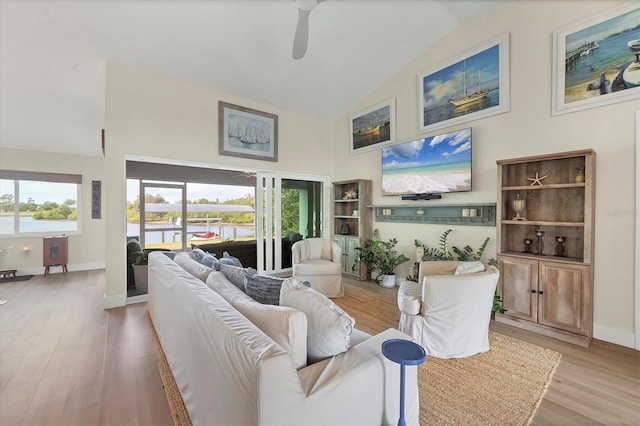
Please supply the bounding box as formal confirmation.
[418,33,510,134]
[350,97,396,155]
[218,101,278,162]
[552,3,640,116]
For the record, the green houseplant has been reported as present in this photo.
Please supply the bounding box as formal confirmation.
[353,229,410,287]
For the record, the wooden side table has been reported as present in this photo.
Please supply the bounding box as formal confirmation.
[43,236,68,276]
[0,270,16,279]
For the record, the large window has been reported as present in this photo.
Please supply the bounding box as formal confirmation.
[0,171,82,236]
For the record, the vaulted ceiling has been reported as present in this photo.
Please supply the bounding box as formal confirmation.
[0,0,513,157]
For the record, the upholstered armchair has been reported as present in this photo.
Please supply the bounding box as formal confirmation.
[397,261,500,359]
[291,238,344,298]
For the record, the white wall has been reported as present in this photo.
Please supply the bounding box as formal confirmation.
[0,148,106,273]
[103,62,335,307]
[333,0,638,347]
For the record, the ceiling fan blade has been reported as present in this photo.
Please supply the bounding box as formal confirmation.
[292,8,311,60]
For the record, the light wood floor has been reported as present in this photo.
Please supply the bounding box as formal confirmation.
[0,272,638,425]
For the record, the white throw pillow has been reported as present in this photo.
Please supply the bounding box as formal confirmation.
[174,252,214,282]
[454,261,486,275]
[280,278,354,363]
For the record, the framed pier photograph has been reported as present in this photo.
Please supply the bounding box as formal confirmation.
[218,101,278,162]
[417,33,510,134]
[552,3,640,116]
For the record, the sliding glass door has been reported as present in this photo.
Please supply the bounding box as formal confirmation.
[257,172,329,275]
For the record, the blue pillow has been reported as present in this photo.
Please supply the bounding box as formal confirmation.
[242,271,284,305]
[218,251,243,268]
[219,263,256,291]
[190,248,218,269]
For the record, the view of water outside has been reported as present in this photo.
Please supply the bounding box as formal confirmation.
[0,179,79,234]
[127,180,256,248]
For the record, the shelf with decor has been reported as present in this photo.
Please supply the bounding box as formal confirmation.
[368,203,496,226]
[332,179,371,280]
[495,149,595,348]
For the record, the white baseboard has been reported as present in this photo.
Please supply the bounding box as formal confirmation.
[593,323,635,349]
[103,293,126,309]
[126,294,148,305]
[15,262,106,277]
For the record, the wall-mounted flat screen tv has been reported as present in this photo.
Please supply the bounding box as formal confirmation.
[381,127,472,196]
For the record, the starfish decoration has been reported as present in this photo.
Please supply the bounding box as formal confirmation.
[527,172,549,186]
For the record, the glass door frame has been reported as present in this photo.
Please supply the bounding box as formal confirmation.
[256,171,330,275]
[139,181,187,250]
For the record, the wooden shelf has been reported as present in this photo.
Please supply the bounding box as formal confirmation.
[501,220,585,227]
[500,251,585,264]
[333,180,372,280]
[502,183,585,190]
[369,203,496,226]
[496,149,595,347]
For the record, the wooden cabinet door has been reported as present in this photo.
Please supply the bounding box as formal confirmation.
[332,236,347,273]
[499,256,539,322]
[538,261,590,335]
[344,237,360,276]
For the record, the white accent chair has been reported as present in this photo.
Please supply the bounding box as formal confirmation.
[291,238,344,298]
[397,261,500,359]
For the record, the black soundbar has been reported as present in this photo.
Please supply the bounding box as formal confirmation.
[401,193,442,201]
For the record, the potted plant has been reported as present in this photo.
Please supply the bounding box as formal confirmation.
[353,229,410,288]
[408,229,506,314]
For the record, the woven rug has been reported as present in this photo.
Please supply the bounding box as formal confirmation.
[146,312,192,426]
[334,282,562,426]
[147,282,561,426]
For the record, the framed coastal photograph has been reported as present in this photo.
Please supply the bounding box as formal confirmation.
[552,3,640,116]
[218,101,278,162]
[418,33,510,134]
[350,97,396,155]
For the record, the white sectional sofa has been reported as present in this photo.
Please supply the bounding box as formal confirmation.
[148,251,419,425]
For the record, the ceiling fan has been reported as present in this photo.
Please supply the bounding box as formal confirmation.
[292,0,325,60]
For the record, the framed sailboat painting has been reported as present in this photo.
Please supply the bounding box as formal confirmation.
[218,101,278,162]
[417,33,510,134]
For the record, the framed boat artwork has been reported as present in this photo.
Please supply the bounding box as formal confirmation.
[350,97,396,155]
[218,101,278,162]
[552,3,640,116]
[418,33,510,134]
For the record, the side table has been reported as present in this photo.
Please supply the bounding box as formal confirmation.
[382,339,426,426]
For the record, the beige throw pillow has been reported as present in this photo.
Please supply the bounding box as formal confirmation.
[280,278,354,363]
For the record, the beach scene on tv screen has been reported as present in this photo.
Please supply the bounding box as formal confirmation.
[382,128,471,195]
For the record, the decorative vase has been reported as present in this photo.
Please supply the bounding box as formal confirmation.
[523,238,532,254]
[340,223,350,235]
[379,274,396,288]
[575,167,585,183]
[512,193,526,221]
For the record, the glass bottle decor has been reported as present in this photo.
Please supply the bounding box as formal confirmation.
[554,236,566,257]
[523,238,532,254]
[535,230,545,255]
[512,193,526,221]
[575,166,585,183]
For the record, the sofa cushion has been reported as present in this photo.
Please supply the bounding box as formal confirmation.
[205,272,308,369]
[174,252,214,282]
[293,259,342,276]
[420,261,460,276]
[219,263,256,291]
[454,261,486,275]
[243,272,283,305]
[280,278,354,363]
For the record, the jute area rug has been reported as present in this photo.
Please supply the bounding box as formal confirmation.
[147,282,561,426]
